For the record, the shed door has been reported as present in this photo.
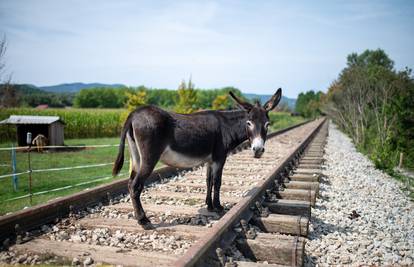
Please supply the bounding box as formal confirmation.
[16,124,49,146]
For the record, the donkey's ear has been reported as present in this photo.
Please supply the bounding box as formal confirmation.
[263,88,282,112]
[229,91,253,111]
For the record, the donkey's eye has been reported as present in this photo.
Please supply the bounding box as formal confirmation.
[265,122,270,129]
[246,120,254,128]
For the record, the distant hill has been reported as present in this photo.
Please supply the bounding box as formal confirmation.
[243,93,296,110]
[40,82,125,93]
[13,84,46,94]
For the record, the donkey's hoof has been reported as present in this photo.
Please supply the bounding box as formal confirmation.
[138,217,154,230]
[207,205,215,212]
[213,204,224,214]
[141,223,155,230]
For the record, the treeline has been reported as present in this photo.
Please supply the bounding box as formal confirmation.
[294,49,413,171]
[0,82,245,111]
[295,90,325,118]
[325,49,414,170]
[73,82,243,111]
[0,84,74,108]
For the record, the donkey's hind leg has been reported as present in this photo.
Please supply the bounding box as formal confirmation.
[205,164,214,211]
[127,133,161,230]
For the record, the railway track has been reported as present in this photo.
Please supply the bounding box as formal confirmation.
[0,118,328,267]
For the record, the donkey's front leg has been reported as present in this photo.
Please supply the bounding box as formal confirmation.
[212,159,226,213]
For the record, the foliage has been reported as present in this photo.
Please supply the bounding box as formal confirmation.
[0,35,19,108]
[0,83,21,107]
[125,89,148,111]
[268,112,306,132]
[146,88,177,108]
[175,78,198,114]
[212,94,231,110]
[295,90,325,118]
[197,87,242,109]
[326,48,414,171]
[74,87,127,108]
[0,84,75,108]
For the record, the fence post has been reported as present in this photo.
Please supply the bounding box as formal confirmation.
[11,144,18,191]
[399,152,404,169]
[27,132,33,205]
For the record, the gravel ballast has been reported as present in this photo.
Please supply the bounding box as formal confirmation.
[305,123,414,266]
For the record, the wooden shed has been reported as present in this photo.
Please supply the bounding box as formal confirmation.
[0,115,65,146]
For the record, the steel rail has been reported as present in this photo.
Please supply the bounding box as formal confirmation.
[174,118,326,267]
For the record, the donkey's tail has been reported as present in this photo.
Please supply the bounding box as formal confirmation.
[112,117,131,176]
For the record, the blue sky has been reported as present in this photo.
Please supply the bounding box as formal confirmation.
[0,1,413,97]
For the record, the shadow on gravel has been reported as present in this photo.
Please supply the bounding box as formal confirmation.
[314,204,327,211]
[319,175,331,185]
[318,194,330,201]
[308,216,348,240]
[305,254,318,267]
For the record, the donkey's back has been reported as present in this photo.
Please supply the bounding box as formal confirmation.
[114,105,223,173]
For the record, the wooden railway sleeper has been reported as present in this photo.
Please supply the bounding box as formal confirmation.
[291,235,299,267]
[14,224,22,245]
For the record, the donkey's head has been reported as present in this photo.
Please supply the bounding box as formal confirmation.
[229,88,282,158]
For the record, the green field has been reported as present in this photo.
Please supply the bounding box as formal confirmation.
[0,137,131,215]
[0,110,304,215]
[268,112,306,132]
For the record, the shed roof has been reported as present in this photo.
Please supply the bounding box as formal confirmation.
[0,115,65,125]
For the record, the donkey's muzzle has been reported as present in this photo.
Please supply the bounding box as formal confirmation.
[251,137,265,158]
[253,147,265,158]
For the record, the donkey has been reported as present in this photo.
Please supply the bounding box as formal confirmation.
[113,89,282,229]
[32,134,48,153]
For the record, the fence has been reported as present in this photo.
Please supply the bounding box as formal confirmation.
[0,142,129,215]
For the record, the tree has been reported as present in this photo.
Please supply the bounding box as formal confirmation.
[212,94,231,110]
[73,87,128,108]
[175,78,198,114]
[346,49,394,70]
[0,35,20,107]
[125,89,148,111]
[295,90,324,118]
[147,88,178,108]
[326,48,414,170]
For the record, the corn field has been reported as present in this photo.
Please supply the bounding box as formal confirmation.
[0,108,126,143]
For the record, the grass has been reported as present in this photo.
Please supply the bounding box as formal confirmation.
[0,112,305,216]
[0,137,130,215]
[268,111,306,132]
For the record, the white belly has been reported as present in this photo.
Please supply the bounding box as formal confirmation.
[160,146,211,168]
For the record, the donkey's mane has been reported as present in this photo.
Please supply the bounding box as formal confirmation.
[217,109,248,152]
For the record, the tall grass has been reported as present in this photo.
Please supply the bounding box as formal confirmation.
[268,112,306,132]
[0,108,125,143]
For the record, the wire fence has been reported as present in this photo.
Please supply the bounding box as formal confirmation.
[5,172,128,202]
[0,144,120,151]
[0,143,129,214]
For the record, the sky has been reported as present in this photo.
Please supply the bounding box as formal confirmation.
[0,1,413,98]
